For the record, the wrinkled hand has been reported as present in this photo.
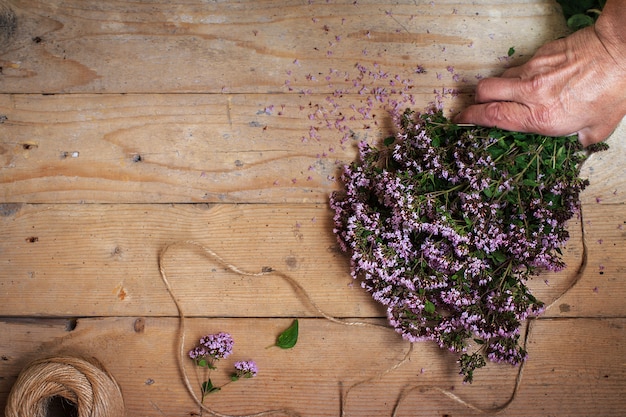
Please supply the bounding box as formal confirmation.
[455,23,626,146]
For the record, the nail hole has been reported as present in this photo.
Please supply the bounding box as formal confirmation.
[134,318,145,333]
[65,318,77,331]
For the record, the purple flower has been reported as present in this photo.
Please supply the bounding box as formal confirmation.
[233,361,258,379]
[200,332,234,360]
[188,346,207,360]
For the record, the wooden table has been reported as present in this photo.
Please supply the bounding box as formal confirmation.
[1,1,625,415]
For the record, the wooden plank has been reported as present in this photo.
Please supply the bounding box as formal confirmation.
[0,203,381,317]
[0,93,431,204]
[1,94,624,204]
[542,205,626,318]
[4,202,625,319]
[579,120,626,205]
[0,0,569,94]
[1,317,625,416]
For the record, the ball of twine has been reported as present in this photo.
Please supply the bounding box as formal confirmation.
[5,356,124,417]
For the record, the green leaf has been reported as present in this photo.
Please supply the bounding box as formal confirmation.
[201,379,220,395]
[276,319,299,349]
[507,46,515,57]
[567,13,594,30]
[489,251,507,264]
[384,136,395,147]
[526,292,538,304]
[199,359,217,370]
[424,300,436,314]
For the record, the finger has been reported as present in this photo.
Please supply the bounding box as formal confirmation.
[453,101,536,133]
[577,128,594,147]
[473,77,524,104]
[578,121,619,147]
[500,65,525,78]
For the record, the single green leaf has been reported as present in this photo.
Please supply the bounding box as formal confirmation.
[490,251,507,264]
[276,319,299,349]
[384,136,395,147]
[424,300,436,314]
[201,380,213,393]
[507,46,515,57]
[567,14,594,30]
[201,379,220,395]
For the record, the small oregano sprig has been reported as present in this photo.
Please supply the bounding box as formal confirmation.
[330,107,607,383]
[188,332,257,402]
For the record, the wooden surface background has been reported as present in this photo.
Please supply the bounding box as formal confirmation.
[1,1,625,416]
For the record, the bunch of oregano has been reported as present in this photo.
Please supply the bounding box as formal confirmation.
[330,107,607,382]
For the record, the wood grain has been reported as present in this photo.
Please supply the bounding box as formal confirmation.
[1,317,624,416]
[0,0,569,94]
[0,93,437,203]
[0,203,379,317]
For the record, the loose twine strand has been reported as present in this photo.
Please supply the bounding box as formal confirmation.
[156,212,588,417]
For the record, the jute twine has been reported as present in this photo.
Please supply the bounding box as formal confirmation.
[4,356,124,417]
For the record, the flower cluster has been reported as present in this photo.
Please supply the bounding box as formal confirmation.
[189,332,234,369]
[188,332,257,401]
[233,360,259,380]
[330,107,606,382]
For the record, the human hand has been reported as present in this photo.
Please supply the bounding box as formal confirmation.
[455,21,626,146]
